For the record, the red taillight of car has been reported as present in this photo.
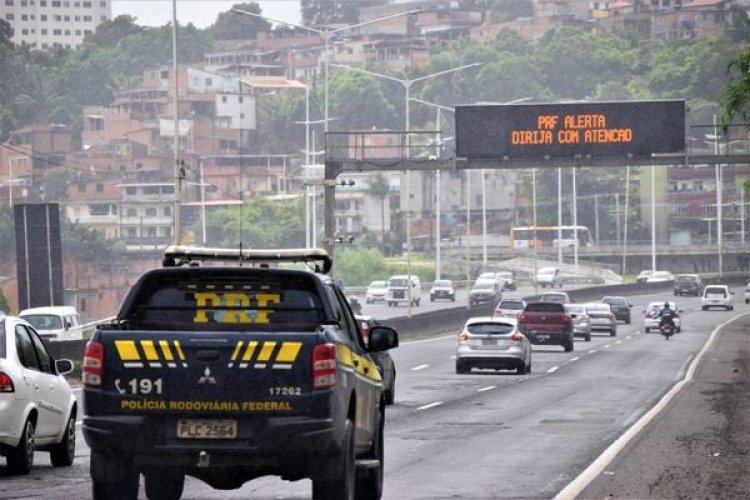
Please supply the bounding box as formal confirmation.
[562,314,572,325]
[511,332,523,342]
[518,313,527,322]
[82,340,104,386]
[0,372,14,392]
[312,343,337,389]
[458,329,469,342]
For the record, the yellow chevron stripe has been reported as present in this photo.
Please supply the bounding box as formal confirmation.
[242,341,258,361]
[114,340,140,361]
[173,340,186,361]
[158,340,174,361]
[276,342,302,363]
[231,341,244,361]
[141,340,159,361]
[257,341,277,362]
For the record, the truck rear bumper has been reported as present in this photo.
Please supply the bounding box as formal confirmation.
[83,413,340,467]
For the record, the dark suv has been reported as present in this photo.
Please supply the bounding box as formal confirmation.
[674,274,703,296]
[601,295,632,324]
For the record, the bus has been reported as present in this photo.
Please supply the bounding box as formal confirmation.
[509,225,593,250]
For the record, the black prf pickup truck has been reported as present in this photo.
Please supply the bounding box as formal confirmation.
[82,246,399,500]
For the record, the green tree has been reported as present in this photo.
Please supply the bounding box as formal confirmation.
[208,196,305,248]
[329,71,398,131]
[331,247,386,286]
[0,205,14,256]
[301,0,386,25]
[63,221,125,265]
[0,287,9,314]
[84,15,142,48]
[13,65,67,125]
[209,2,270,40]
[366,173,391,254]
[720,41,750,130]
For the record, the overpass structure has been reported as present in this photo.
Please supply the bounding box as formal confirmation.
[321,101,750,274]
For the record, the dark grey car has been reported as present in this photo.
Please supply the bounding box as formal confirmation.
[356,315,397,405]
[601,295,632,324]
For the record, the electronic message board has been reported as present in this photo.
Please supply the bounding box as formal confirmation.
[455,100,685,161]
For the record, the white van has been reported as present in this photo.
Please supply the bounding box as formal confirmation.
[386,275,422,307]
[19,306,83,341]
[701,285,734,311]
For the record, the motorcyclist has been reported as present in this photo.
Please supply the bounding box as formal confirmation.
[658,301,675,330]
[349,296,363,315]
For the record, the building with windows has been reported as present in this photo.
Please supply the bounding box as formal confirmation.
[0,0,111,49]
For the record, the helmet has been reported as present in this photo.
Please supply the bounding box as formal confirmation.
[663,301,670,309]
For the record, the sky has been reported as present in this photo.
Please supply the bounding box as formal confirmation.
[112,1,301,28]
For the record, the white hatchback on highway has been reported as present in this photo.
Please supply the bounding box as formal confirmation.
[0,316,78,474]
[701,285,734,311]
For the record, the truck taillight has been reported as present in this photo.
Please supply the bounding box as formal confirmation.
[0,372,14,392]
[312,343,337,389]
[83,340,104,386]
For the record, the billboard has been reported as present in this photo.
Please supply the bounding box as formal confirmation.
[14,203,64,310]
[455,100,685,161]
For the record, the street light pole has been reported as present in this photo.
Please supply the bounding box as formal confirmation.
[622,166,630,275]
[651,166,657,271]
[713,114,723,276]
[572,166,578,269]
[172,0,182,245]
[532,168,538,296]
[557,167,563,266]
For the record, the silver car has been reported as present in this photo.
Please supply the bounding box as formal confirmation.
[455,317,532,375]
[365,280,388,304]
[584,302,617,336]
[494,299,526,318]
[565,303,591,341]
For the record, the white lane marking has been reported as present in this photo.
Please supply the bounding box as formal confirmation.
[626,335,633,339]
[417,401,443,411]
[570,357,580,362]
[603,344,611,348]
[589,349,598,354]
[477,385,496,392]
[411,364,430,371]
[401,334,455,346]
[547,366,559,373]
[555,312,749,500]
[615,340,622,345]
[449,355,457,360]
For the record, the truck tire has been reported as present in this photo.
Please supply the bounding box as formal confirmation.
[91,452,140,500]
[50,411,76,467]
[564,339,574,352]
[313,418,355,500]
[145,468,185,500]
[356,414,384,499]
[6,418,35,475]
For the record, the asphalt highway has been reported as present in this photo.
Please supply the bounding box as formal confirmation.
[0,287,744,499]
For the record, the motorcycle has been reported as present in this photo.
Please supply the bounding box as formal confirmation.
[660,321,675,340]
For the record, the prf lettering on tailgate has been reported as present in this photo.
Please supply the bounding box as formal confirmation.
[193,292,281,324]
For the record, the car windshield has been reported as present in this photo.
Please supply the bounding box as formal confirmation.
[369,281,386,289]
[704,287,726,296]
[497,272,513,279]
[433,280,452,287]
[389,278,408,287]
[478,273,495,280]
[525,303,564,312]
[499,301,523,310]
[466,322,514,335]
[566,305,586,314]
[473,281,495,290]
[603,297,626,306]
[22,314,64,330]
[677,275,697,282]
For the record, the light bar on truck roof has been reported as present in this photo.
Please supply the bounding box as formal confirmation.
[162,245,333,274]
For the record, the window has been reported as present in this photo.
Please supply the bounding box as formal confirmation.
[21,15,28,21]
[205,78,213,86]
[83,0,90,6]
[164,207,171,216]
[15,325,40,371]
[53,29,62,35]
[5,14,13,21]
[22,29,29,35]
[28,329,54,374]
[146,208,157,217]
[41,15,46,21]
[125,186,136,195]
[52,0,60,6]
[55,15,62,20]
[126,208,137,217]
[95,183,103,192]
[4,0,14,6]
[83,15,91,21]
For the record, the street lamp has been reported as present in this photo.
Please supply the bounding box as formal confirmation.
[231,8,417,133]
[172,0,182,245]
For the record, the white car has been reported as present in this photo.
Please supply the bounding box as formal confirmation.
[19,306,83,341]
[0,316,77,474]
[535,267,563,288]
[429,279,455,302]
[701,285,734,311]
[643,301,681,333]
[645,271,675,283]
[364,280,388,304]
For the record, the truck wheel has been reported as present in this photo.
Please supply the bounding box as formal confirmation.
[91,452,140,500]
[50,411,76,467]
[356,413,384,500]
[145,468,185,500]
[7,418,35,475]
[313,418,355,500]
[585,334,591,342]
[564,339,574,352]
[610,328,617,337]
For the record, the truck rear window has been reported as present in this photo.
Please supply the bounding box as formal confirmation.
[524,303,565,313]
[124,270,326,331]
